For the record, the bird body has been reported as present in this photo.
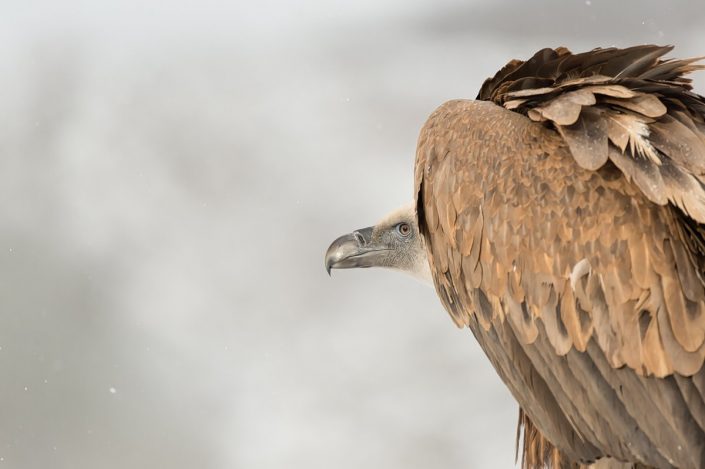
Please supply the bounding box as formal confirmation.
[326,45,705,468]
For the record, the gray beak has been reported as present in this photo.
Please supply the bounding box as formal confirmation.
[325,226,386,274]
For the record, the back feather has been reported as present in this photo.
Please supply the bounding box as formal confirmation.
[478,45,705,223]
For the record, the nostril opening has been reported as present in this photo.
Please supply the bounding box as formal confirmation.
[353,231,366,246]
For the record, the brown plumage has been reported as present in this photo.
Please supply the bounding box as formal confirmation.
[324,44,705,468]
[415,46,705,468]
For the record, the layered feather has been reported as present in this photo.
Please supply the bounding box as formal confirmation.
[414,45,705,469]
[479,45,705,223]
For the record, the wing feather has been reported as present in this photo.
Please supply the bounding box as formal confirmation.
[416,46,705,467]
[415,97,705,467]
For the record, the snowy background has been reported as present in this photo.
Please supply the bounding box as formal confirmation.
[1,1,704,468]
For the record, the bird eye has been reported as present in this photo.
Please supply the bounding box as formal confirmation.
[396,222,411,237]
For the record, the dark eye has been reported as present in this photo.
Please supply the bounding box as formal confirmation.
[396,222,411,237]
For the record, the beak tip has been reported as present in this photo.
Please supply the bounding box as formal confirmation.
[324,255,333,276]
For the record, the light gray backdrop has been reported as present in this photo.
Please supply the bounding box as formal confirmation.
[2,1,704,468]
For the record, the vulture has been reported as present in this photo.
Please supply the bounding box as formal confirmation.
[324,45,705,469]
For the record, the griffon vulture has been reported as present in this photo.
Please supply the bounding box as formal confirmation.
[325,45,705,469]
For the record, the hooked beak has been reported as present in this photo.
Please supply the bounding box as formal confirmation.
[324,226,388,274]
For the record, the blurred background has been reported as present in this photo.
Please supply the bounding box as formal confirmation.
[1,1,704,468]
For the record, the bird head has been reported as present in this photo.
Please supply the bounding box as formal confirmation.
[324,201,432,284]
